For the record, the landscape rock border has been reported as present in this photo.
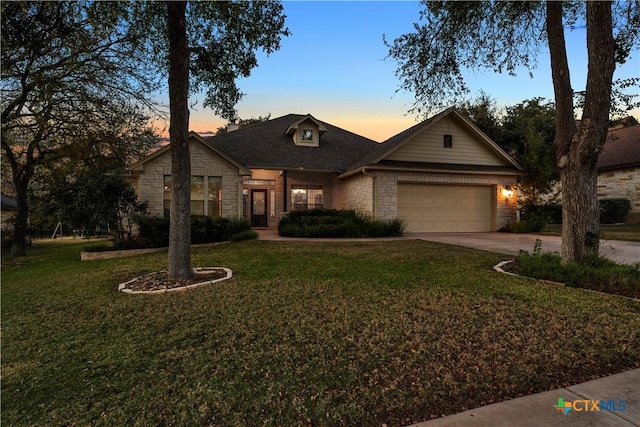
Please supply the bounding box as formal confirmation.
[118,267,233,295]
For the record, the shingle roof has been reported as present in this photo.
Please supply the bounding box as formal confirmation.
[205,114,380,172]
[597,125,640,171]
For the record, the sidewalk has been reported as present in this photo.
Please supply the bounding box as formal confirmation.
[408,368,640,427]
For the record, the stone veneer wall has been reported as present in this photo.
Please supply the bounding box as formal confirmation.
[132,140,244,218]
[338,170,518,230]
[597,166,640,222]
[334,173,374,216]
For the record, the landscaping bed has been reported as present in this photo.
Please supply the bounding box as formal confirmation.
[505,241,640,299]
[278,209,404,238]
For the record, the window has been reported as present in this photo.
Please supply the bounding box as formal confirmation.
[163,175,222,218]
[444,134,453,148]
[302,129,314,141]
[244,179,275,186]
[291,185,323,211]
[191,176,205,215]
[208,177,222,218]
[270,189,276,217]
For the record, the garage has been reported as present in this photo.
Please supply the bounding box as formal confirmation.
[397,183,493,232]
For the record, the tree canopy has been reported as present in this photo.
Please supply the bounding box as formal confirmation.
[1,1,159,256]
[385,1,639,117]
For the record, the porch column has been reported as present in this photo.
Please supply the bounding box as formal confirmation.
[282,170,288,212]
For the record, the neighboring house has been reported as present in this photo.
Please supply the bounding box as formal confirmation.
[596,124,640,223]
[127,108,522,232]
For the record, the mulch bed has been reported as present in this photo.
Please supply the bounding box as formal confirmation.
[121,268,229,293]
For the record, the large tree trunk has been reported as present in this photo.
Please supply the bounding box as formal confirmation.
[547,1,616,263]
[10,172,31,257]
[167,1,193,281]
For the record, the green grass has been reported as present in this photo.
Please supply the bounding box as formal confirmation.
[3,239,640,426]
[540,223,640,241]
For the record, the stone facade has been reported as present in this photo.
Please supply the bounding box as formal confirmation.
[130,139,246,218]
[597,166,640,222]
[333,173,374,216]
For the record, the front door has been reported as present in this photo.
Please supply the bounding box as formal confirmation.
[251,189,268,227]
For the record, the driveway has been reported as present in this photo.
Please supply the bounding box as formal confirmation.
[257,229,639,264]
[414,232,640,265]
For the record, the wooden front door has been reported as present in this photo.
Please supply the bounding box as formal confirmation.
[250,189,268,227]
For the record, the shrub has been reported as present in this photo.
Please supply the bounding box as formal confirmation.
[515,242,640,298]
[230,229,258,242]
[365,218,405,237]
[278,209,404,238]
[191,215,211,244]
[222,217,252,240]
[518,201,551,232]
[137,216,170,248]
[83,243,116,253]
[135,215,252,248]
[546,203,563,224]
[600,198,631,224]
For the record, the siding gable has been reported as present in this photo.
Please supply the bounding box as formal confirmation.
[384,115,509,167]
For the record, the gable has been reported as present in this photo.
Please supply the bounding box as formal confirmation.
[129,132,251,176]
[285,114,327,147]
[384,114,509,167]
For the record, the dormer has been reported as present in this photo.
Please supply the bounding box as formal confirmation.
[285,114,327,147]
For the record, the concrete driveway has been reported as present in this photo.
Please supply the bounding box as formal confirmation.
[257,229,639,264]
[414,233,640,265]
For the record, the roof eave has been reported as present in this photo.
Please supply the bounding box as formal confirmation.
[597,162,640,172]
[338,164,523,179]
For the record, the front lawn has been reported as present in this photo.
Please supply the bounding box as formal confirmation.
[2,239,640,426]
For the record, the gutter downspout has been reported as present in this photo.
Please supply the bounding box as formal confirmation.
[361,167,376,219]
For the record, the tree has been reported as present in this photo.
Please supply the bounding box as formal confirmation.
[457,92,502,142]
[1,1,159,256]
[133,1,289,280]
[215,114,272,135]
[48,172,147,244]
[500,98,558,202]
[385,1,639,262]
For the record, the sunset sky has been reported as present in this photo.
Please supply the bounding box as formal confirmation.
[173,1,640,142]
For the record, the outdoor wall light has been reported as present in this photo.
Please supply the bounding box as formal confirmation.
[502,185,514,199]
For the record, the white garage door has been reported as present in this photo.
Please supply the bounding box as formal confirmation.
[397,184,493,232]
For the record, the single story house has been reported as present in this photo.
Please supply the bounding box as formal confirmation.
[596,124,640,223]
[127,107,522,232]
